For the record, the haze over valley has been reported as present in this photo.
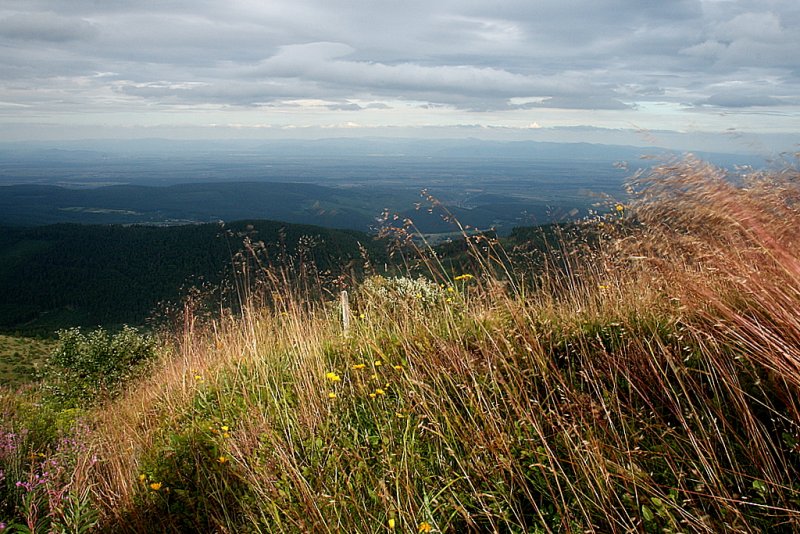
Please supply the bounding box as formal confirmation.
[0,137,771,233]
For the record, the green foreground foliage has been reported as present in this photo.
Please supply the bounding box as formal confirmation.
[1,158,800,532]
[43,327,158,407]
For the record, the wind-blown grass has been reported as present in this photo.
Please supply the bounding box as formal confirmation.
[1,157,800,532]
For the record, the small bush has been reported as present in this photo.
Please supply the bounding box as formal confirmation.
[44,326,157,406]
[359,275,445,306]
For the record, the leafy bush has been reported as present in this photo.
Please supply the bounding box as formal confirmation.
[359,275,445,306]
[44,326,157,406]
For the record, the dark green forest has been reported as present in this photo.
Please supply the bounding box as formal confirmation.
[0,221,386,334]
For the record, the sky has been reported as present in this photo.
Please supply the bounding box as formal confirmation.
[0,0,798,153]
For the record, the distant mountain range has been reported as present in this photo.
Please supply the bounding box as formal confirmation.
[0,137,769,166]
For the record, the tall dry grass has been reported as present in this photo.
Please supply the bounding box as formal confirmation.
[51,157,800,532]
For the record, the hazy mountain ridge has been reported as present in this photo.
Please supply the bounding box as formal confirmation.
[0,137,768,165]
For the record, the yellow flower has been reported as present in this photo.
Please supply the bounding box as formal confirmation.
[374,360,382,367]
[395,412,406,418]
[359,313,366,319]
[393,365,403,371]
[217,456,228,464]
[352,363,366,370]
[325,372,341,382]
[222,432,230,439]
[194,375,204,381]
[388,518,396,529]
[328,392,337,399]
[375,388,386,396]
[615,203,624,212]
[454,274,474,281]
[369,393,377,398]
[447,286,454,293]
[418,522,432,533]
[220,425,229,432]
[138,474,146,482]
[149,482,162,491]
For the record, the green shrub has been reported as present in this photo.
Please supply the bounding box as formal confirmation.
[44,326,158,406]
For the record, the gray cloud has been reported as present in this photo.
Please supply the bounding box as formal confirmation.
[520,96,633,111]
[326,102,363,111]
[700,93,788,108]
[0,0,798,138]
[0,12,97,42]
[252,41,598,103]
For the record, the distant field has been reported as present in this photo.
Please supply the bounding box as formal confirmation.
[0,334,53,387]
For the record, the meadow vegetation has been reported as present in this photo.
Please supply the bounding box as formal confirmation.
[0,336,53,387]
[1,157,799,532]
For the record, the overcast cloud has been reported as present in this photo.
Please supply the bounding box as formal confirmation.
[0,0,798,150]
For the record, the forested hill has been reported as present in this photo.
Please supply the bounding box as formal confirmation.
[0,221,384,334]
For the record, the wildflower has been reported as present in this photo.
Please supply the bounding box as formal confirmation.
[393,365,403,371]
[395,412,406,418]
[454,274,474,281]
[138,474,146,482]
[325,372,341,382]
[375,389,386,396]
[149,482,162,491]
[418,522,432,533]
[194,374,203,381]
[389,518,396,529]
[217,456,228,464]
[358,313,366,319]
[615,203,624,212]
[352,363,366,370]
[447,286,454,293]
[328,392,337,399]
[370,374,378,381]
[220,425,229,432]
[369,393,377,398]
[222,432,230,439]
[374,360,382,367]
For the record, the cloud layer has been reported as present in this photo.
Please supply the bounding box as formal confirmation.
[0,0,798,142]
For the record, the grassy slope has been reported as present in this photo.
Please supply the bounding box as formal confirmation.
[2,158,800,532]
[0,335,53,386]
